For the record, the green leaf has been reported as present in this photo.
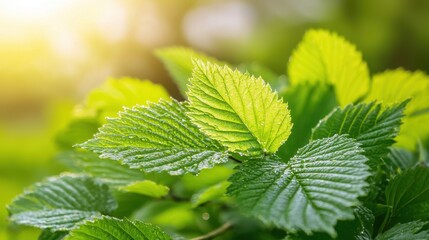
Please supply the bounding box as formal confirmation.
[64,216,171,240]
[57,151,145,187]
[285,206,374,240]
[191,181,231,207]
[228,135,370,236]
[237,62,286,91]
[156,47,227,96]
[312,101,408,168]
[288,29,370,106]
[187,60,292,156]
[384,148,417,174]
[39,230,68,240]
[8,174,117,230]
[55,118,100,150]
[385,167,429,226]
[366,69,429,150]
[279,83,337,159]
[81,77,169,122]
[80,99,228,175]
[376,221,429,240]
[119,180,169,198]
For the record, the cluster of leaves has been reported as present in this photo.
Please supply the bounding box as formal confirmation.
[7,29,429,239]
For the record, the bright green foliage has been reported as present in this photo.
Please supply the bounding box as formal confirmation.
[366,69,429,150]
[279,83,337,159]
[80,99,228,175]
[81,77,169,122]
[8,175,117,230]
[288,29,370,106]
[385,167,429,226]
[119,180,169,198]
[156,47,227,96]
[312,101,408,168]
[228,135,369,236]
[187,60,292,156]
[64,216,171,240]
[376,221,429,240]
[8,29,429,240]
[57,151,145,187]
[191,181,230,207]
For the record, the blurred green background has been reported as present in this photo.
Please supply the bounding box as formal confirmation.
[1,0,429,239]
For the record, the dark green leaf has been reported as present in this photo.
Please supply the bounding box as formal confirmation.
[228,135,370,236]
[376,221,429,240]
[8,175,117,230]
[64,216,171,240]
[80,99,228,175]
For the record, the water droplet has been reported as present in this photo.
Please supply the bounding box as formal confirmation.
[202,212,210,220]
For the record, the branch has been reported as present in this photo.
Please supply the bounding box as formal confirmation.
[191,222,233,240]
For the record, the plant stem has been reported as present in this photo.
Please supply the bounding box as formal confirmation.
[191,222,233,240]
[378,208,391,234]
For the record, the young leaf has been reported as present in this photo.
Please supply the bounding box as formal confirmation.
[312,101,408,168]
[187,60,292,156]
[288,29,370,106]
[191,181,231,208]
[385,167,429,226]
[81,77,169,122]
[119,180,170,198]
[80,99,228,175]
[279,82,337,159]
[365,69,429,150]
[8,175,117,230]
[376,221,429,240]
[156,47,227,96]
[64,216,171,240]
[228,135,370,236]
[57,151,145,187]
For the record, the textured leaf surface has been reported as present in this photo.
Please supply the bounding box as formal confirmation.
[64,217,171,240]
[8,175,117,230]
[288,29,370,106]
[366,69,429,150]
[188,60,292,156]
[385,167,429,226]
[376,221,429,240]
[312,101,407,168]
[279,83,337,159]
[156,47,227,96]
[57,151,145,187]
[82,77,169,122]
[119,180,169,198]
[80,99,228,175]
[384,148,417,174]
[228,135,369,236]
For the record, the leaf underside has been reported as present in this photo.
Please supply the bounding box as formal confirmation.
[187,60,292,156]
[8,175,117,230]
[80,99,228,175]
[228,135,370,237]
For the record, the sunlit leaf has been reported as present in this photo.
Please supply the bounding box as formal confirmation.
[288,29,370,106]
[366,69,429,150]
[80,99,228,175]
[188,60,292,156]
[119,180,169,198]
[156,47,227,96]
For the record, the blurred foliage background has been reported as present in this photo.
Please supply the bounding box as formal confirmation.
[1,0,429,239]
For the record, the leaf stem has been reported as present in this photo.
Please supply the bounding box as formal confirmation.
[191,222,233,240]
[378,208,391,234]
